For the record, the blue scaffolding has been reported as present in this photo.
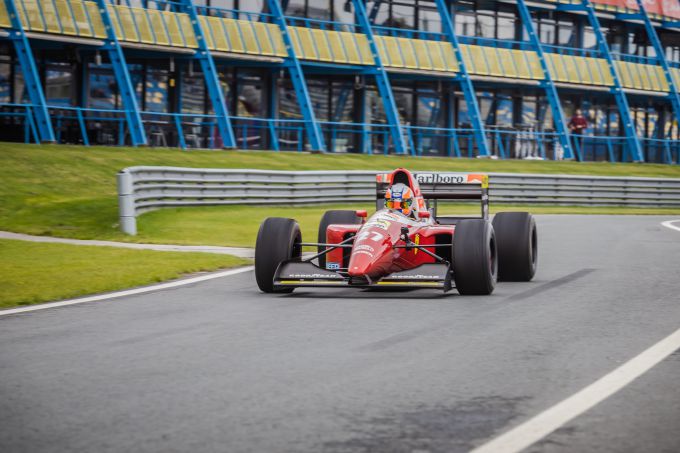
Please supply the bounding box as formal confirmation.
[434,0,490,157]
[267,0,326,152]
[516,0,576,160]
[631,0,680,149]
[3,0,55,143]
[94,0,147,146]
[559,0,645,162]
[179,0,236,149]
[0,0,677,162]
[352,0,408,155]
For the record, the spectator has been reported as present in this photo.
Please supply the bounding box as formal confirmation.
[568,109,588,158]
[568,109,588,135]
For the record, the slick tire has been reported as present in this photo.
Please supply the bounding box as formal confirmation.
[317,210,362,269]
[492,212,537,282]
[452,219,497,296]
[255,217,301,293]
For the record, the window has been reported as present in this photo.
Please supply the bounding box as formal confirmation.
[0,58,9,103]
[497,11,516,41]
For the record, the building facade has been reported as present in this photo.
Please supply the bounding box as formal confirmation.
[0,0,679,162]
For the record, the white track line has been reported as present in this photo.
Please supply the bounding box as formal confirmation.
[0,266,254,317]
[471,219,680,453]
[661,219,680,233]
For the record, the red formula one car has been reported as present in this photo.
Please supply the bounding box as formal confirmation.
[255,168,537,295]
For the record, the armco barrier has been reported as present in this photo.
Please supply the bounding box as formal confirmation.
[117,167,680,235]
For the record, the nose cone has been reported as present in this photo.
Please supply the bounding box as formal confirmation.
[347,238,392,278]
[347,250,372,276]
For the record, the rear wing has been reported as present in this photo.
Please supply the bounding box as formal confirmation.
[376,172,489,220]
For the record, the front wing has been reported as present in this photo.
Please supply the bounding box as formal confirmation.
[274,262,452,292]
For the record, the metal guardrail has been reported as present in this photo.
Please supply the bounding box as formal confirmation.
[117,166,680,234]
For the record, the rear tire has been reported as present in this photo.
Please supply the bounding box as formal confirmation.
[492,212,537,282]
[452,220,497,295]
[255,217,301,293]
[317,210,362,269]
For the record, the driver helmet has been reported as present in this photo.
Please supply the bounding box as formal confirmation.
[385,183,415,216]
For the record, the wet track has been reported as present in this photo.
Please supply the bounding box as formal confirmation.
[1,215,680,453]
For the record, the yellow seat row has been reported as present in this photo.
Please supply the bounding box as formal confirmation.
[374,36,458,72]
[615,61,669,92]
[289,26,373,65]
[200,16,286,57]
[7,0,105,39]
[0,1,10,28]
[461,45,543,80]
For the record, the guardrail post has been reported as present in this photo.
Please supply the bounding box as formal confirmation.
[94,0,147,146]
[516,0,575,160]
[266,0,326,152]
[179,0,236,149]
[117,169,137,235]
[3,0,56,143]
[433,0,491,158]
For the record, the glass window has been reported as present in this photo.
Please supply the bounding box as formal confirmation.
[497,11,515,41]
[236,72,262,117]
[88,65,116,110]
[14,63,27,104]
[45,66,73,107]
[539,18,556,45]
[285,0,305,16]
[181,70,205,114]
[418,7,441,34]
[496,94,513,127]
[390,3,415,29]
[145,67,168,113]
[278,76,301,120]
[455,12,475,37]
[307,0,331,21]
[330,81,354,122]
[416,94,443,127]
[521,96,537,126]
[0,59,9,103]
[477,12,495,39]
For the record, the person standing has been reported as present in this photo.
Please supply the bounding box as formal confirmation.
[568,109,588,158]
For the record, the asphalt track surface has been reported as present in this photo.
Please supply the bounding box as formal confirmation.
[1,215,680,453]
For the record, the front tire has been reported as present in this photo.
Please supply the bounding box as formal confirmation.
[255,217,301,293]
[452,220,497,295]
[317,210,362,269]
[492,212,537,282]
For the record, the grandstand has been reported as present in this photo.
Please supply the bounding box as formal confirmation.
[0,0,678,162]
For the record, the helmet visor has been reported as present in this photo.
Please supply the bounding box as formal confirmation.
[386,198,412,211]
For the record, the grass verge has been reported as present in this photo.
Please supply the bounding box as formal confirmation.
[0,142,679,244]
[0,239,249,309]
[136,204,680,247]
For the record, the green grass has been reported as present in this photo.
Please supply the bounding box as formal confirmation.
[0,239,249,309]
[1,142,679,245]
[135,203,680,247]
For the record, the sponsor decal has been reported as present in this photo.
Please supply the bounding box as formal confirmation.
[353,250,374,257]
[387,274,441,280]
[414,234,420,255]
[354,245,374,253]
[383,212,401,221]
[415,173,489,188]
[289,273,342,279]
[415,173,466,185]
[326,262,340,270]
[365,219,391,230]
[355,230,385,243]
